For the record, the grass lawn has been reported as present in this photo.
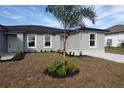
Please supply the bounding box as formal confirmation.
[0,53,124,88]
[105,47,124,55]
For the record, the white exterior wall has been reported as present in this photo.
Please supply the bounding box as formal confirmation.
[5,31,105,55]
[0,31,6,54]
[66,31,105,55]
[105,32,124,47]
[60,36,64,50]
[66,33,80,55]
[24,34,61,52]
[17,33,24,52]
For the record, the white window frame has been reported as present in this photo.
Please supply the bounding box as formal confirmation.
[89,33,97,48]
[27,34,37,48]
[43,35,52,48]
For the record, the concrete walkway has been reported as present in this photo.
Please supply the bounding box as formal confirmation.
[0,53,15,61]
[86,52,124,63]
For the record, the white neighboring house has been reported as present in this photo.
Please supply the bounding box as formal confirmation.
[105,25,124,47]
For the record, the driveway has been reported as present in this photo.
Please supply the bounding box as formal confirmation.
[86,52,124,63]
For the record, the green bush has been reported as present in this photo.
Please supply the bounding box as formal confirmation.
[27,50,32,53]
[50,49,53,52]
[57,63,67,76]
[47,60,79,77]
[12,52,25,61]
[33,50,37,53]
[67,62,79,72]
[57,49,60,53]
[121,43,124,48]
[48,60,63,72]
[40,49,42,53]
[69,52,72,56]
[72,52,75,56]
[79,52,82,56]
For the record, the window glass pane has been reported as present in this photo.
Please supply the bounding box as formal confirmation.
[90,34,95,39]
[106,39,112,47]
[29,41,35,47]
[28,34,35,47]
[28,34,35,41]
[45,35,50,41]
[90,41,95,46]
[45,42,50,46]
[107,39,112,44]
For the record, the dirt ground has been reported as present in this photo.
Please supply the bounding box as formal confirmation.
[0,53,124,88]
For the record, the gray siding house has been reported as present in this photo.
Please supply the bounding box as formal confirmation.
[0,25,107,55]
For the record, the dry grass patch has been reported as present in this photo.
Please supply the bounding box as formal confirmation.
[0,53,124,87]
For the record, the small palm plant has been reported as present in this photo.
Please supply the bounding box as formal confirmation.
[45,5,96,77]
[46,5,96,62]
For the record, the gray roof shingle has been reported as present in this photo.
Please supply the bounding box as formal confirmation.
[106,24,124,34]
[0,25,108,34]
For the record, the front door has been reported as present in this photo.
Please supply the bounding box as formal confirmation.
[7,34,17,52]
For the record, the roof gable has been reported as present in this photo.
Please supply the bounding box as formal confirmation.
[106,25,124,34]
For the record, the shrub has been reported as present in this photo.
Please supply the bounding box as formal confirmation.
[40,49,42,53]
[57,63,67,76]
[47,60,79,77]
[60,50,63,54]
[57,49,61,53]
[69,52,72,56]
[72,52,75,56]
[50,49,53,52]
[65,51,68,55]
[80,52,82,56]
[33,50,37,53]
[27,50,31,53]
[12,52,25,61]
[48,60,63,72]
[67,62,79,72]
[121,43,124,48]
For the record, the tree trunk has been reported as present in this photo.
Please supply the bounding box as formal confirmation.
[63,28,67,62]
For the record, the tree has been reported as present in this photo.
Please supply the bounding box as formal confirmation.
[46,5,96,62]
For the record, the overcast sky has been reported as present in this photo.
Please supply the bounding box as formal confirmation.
[0,5,124,29]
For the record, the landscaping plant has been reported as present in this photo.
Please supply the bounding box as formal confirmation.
[47,60,79,77]
[12,52,25,61]
[45,5,95,77]
[40,49,42,53]
[46,5,96,62]
[121,42,124,48]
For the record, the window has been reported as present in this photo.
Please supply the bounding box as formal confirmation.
[89,33,96,48]
[27,34,36,48]
[44,35,52,48]
[106,39,112,47]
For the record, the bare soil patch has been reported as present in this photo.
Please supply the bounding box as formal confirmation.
[0,53,124,88]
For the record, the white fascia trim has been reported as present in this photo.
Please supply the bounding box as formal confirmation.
[88,32,97,48]
[43,34,52,48]
[27,34,37,48]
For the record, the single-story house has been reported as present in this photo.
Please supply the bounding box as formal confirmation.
[0,25,107,55]
[105,25,124,47]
